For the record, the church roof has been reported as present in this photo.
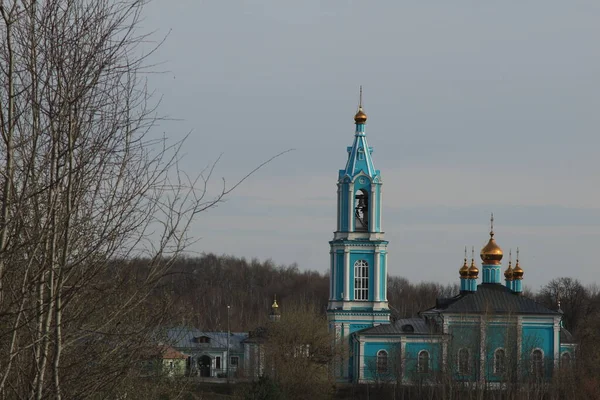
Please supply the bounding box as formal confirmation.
[357,317,441,336]
[426,284,560,315]
[560,327,576,344]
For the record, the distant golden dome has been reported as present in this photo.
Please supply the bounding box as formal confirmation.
[504,261,514,280]
[459,257,469,278]
[512,259,524,280]
[468,259,479,279]
[354,106,367,124]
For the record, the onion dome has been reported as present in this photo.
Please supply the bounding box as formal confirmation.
[459,258,469,278]
[354,85,367,124]
[354,106,367,124]
[480,214,503,265]
[467,258,479,279]
[504,261,514,280]
[271,298,280,314]
[512,257,524,280]
[459,247,469,278]
[504,249,514,280]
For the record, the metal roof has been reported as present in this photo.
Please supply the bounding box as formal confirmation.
[560,327,576,344]
[426,284,560,315]
[165,327,248,352]
[358,317,440,336]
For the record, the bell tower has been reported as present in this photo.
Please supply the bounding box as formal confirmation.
[327,89,391,351]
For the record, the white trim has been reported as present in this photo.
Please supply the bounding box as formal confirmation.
[332,251,337,301]
[457,347,471,375]
[493,347,507,375]
[354,259,369,301]
[479,316,486,383]
[348,182,354,232]
[517,316,523,366]
[384,252,388,301]
[378,185,382,232]
[370,183,376,232]
[553,317,560,369]
[376,349,389,374]
[530,348,545,376]
[343,249,350,301]
[374,249,380,302]
[336,184,341,231]
[560,351,572,368]
[417,350,430,373]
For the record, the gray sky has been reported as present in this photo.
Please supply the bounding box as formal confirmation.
[142,1,600,290]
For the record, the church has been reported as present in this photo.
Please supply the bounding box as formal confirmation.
[327,92,576,384]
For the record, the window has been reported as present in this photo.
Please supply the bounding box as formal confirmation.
[494,349,506,375]
[231,356,239,366]
[215,356,221,370]
[561,352,571,368]
[531,349,544,377]
[195,336,210,343]
[418,350,430,373]
[377,350,388,374]
[354,260,369,300]
[358,147,365,160]
[458,348,470,374]
[354,189,369,231]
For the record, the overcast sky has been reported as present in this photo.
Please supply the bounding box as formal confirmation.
[142,1,599,290]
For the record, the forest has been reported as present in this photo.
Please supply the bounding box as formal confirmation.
[149,253,597,340]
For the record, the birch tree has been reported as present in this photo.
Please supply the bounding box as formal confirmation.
[0,1,259,397]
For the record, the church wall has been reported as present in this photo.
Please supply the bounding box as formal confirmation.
[403,341,442,380]
[362,340,400,381]
[448,323,481,381]
[484,323,518,382]
[521,324,554,379]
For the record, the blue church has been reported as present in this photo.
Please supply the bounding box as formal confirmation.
[327,92,576,384]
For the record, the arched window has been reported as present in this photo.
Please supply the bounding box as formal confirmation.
[377,350,388,374]
[354,260,369,300]
[494,348,506,375]
[531,349,544,378]
[561,352,571,368]
[458,348,470,374]
[418,350,430,373]
[354,189,369,231]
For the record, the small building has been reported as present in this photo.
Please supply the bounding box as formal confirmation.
[166,328,247,378]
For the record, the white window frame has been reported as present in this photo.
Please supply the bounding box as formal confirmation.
[560,351,571,367]
[354,260,369,300]
[531,348,544,377]
[493,348,506,375]
[457,348,470,375]
[418,350,430,373]
[376,350,388,374]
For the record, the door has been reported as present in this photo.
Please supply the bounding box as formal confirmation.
[199,355,211,377]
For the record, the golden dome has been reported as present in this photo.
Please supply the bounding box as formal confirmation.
[504,261,514,280]
[467,259,479,279]
[512,259,524,280]
[354,106,367,124]
[459,258,469,278]
[480,214,503,265]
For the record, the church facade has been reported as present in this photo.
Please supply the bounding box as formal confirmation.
[327,94,576,384]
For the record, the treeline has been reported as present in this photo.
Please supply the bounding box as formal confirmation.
[136,253,600,339]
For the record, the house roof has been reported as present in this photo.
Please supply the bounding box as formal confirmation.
[357,317,440,336]
[161,345,188,359]
[165,327,248,352]
[425,284,561,316]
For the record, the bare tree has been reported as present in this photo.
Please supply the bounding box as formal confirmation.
[0,1,283,398]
